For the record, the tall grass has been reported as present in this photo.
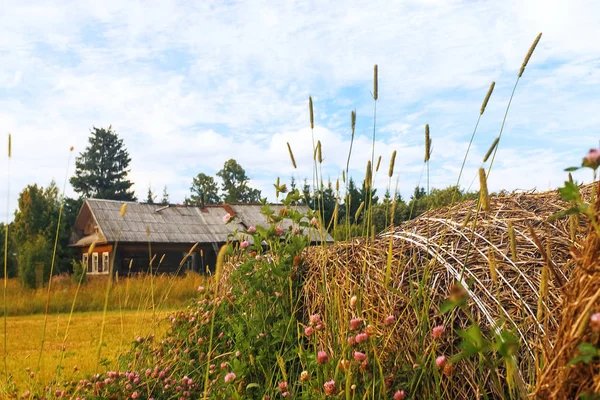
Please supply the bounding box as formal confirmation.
[0,274,205,316]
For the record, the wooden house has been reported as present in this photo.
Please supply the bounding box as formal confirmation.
[69,199,332,276]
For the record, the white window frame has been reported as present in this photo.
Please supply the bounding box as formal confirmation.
[92,253,99,274]
[82,253,89,273]
[102,252,110,274]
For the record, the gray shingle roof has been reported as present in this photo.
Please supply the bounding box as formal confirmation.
[71,199,333,246]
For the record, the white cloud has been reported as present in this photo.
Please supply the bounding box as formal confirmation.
[0,0,599,221]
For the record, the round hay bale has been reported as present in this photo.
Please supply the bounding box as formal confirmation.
[302,185,592,398]
[536,184,600,399]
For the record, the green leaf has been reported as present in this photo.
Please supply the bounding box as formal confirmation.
[567,342,599,366]
[564,167,580,172]
[558,181,582,202]
[548,207,581,221]
[246,383,260,390]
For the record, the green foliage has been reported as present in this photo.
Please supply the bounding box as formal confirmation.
[145,185,156,204]
[70,126,136,201]
[185,173,221,205]
[71,259,87,284]
[160,186,169,205]
[567,343,599,366]
[18,235,50,289]
[13,182,77,276]
[0,222,18,278]
[217,159,262,203]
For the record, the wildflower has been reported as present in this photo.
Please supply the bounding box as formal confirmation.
[315,322,324,330]
[224,372,236,383]
[309,314,321,326]
[350,295,358,308]
[197,286,204,293]
[443,362,454,377]
[23,391,30,398]
[240,240,249,249]
[276,226,284,235]
[355,333,368,343]
[394,390,406,400]
[305,326,314,336]
[300,371,310,381]
[365,324,375,336]
[360,359,368,371]
[317,350,329,364]
[591,312,600,332]
[353,351,367,361]
[235,350,241,357]
[311,217,318,227]
[350,318,362,330]
[131,392,139,399]
[282,392,290,397]
[275,291,282,297]
[248,226,256,233]
[347,336,355,345]
[223,213,231,223]
[384,315,396,326]
[436,355,447,369]
[278,381,288,392]
[583,148,600,170]
[255,255,261,260]
[220,363,227,370]
[432,325,445,339]
[323,380,336,396]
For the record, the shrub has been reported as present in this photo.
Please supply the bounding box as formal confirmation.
[17,235,50,289]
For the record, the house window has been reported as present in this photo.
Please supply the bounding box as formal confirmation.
[182,252,196,272]
[102,252,110,274]
[82,253,89,272]
[92,253,99,273]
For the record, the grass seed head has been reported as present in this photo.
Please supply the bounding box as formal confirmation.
[519,33,542,78]
[373,64,378,100]
[365,161,372,188]
[351,110,356,136]
[120,203,128,217]
[483,137,500,162]
[424,124,431,162]
[388,150,397,178]
[376,155,382,172]
[342,170,346,184]
[286,142,297,169]
[507,221,517,261]
[478,168,490,212]
[317,140,323,164]
[309,96,314,129]
[480,81,495,115]
[355,201,365,223]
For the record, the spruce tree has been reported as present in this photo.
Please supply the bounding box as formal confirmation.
[70,126,136,201]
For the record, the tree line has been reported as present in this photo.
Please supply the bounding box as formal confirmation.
[1,126,478,287]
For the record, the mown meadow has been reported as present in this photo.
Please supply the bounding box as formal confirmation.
[1,31,600,399]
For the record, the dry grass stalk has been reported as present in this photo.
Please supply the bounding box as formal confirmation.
[7,134,11,158]
[519,33,543,78]
[507,221,518,261]
[287,142,297,168]
[478,168,490,212]
[536,182,600,399]
[483,137,500,162]
[480,82,496,115]
[424,124,431,162]
[301,185,593,399]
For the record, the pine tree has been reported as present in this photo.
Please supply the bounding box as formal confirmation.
[146,185,156,204]
[160,186,170,205]
[70,126,136,201]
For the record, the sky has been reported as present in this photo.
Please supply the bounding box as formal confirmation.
[1,0,599,220]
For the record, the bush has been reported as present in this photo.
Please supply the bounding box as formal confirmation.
[71,259,86,284]
[17,235,50,289]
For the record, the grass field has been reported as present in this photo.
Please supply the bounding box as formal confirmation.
[0,310,171,392]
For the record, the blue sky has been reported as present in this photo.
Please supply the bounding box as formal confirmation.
[1,0,599,220]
